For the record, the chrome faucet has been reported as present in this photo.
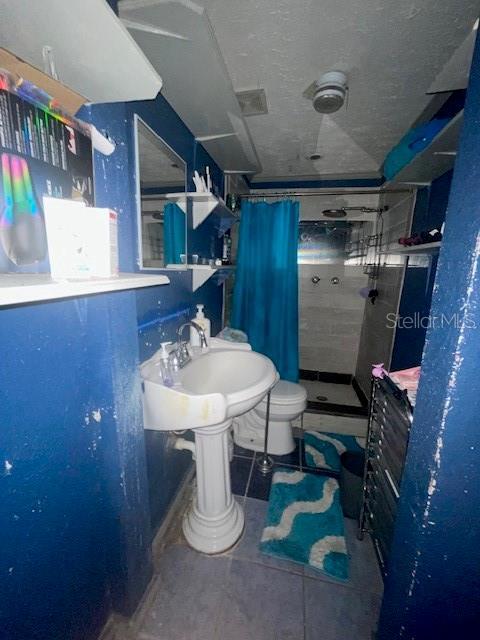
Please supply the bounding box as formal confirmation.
[170,321,208,370]
[178,320,208,348]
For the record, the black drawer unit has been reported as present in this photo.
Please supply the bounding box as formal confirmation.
[359,375,413,574]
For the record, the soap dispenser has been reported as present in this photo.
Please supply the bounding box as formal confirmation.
[159,341,174,387]
[190,304,211,347]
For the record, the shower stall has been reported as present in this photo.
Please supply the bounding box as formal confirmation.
[227,190,404,416]
[245,191,382,413]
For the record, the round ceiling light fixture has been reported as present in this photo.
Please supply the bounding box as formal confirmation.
[312,71,348,114]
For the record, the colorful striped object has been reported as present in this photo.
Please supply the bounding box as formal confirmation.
[0,153,46,265]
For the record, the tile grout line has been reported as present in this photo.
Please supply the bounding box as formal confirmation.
[302,569,307,640]
[243,453,256,498]
[233,452,255,460]
[303,571,384,597]
[211,554,233,640]
[229,553,304,578]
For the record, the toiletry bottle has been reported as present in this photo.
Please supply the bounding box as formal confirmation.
[222,230,232,265]
[190,304,211,347]
[159,341,174,387]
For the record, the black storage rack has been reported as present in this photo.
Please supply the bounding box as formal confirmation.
[358,374,413,574]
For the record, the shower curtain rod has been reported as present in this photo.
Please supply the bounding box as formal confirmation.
[239,188,410,198]
[142,188,410,200]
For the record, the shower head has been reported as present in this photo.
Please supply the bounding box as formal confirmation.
[322,206,388,218]
[322,208,347,218]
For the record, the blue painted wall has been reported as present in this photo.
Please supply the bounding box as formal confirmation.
[411,170,453,235]
[106,0,118,15]
[377,31,480,638]
[1,292,151,638]
[136,280,222,530]
[1,90,224,640]
[88,90,226,551]
[391,170,453,370]
[86,96,225,533]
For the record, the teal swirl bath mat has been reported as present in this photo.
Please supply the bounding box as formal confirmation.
[304,431,365,473]
[260,469,348,581]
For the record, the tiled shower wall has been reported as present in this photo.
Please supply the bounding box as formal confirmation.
[298,192,378,374]
[299,264,369,373]
[354,190,415,395]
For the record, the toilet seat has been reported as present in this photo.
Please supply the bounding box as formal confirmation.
[260,380,307,406]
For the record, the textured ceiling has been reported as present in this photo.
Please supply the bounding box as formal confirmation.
[202,0,479,181]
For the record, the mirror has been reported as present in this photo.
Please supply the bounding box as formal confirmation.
[134,115,187,269]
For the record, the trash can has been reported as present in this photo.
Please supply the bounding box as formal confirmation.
[339,451,365,519]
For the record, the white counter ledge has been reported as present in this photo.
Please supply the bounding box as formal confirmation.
[0,273,170,307]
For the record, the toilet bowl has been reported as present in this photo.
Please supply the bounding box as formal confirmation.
[233,379,307,455]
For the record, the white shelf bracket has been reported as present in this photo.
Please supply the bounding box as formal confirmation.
[188,265,235,291]
[195,133,237,142]
[191,267,215,292]
[399,181,431,187]
[121,18,190,41]
[165,192,234,230]
[192,198,218,229]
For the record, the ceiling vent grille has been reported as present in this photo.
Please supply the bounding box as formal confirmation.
[236,89,268,116]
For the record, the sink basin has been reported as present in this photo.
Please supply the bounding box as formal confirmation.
[140,348,277,431]
[140,345,277,554]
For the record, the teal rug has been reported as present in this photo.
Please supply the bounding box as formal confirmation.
[304,430,365,473]
[260,468,348,580]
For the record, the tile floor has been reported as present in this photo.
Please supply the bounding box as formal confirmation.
[294,411,368,438]
[109,440,383,640]
[232,437,338,500]
[301,380,362,407]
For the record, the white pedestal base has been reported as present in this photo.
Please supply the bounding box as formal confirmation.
[183,496,244,554]
[183,419,244,554]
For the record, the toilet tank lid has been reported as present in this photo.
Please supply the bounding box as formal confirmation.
[266,380,307,405]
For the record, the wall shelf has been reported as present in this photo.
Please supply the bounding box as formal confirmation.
[380,241,441,256]
[0,273,170,307]
[0,0,162,106]
[390,111,463,185]
[165,263,235,290]
[189,264,235,292]
[166,192,238,235]
[120,1,260,174]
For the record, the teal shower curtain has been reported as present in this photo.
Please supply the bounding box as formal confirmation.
[164,202,185,265]
[232,199,299,382]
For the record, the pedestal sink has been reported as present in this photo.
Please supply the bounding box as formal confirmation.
[140,348,277,554]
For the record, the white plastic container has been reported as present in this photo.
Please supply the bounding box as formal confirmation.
[190,304,211,347]
[43,197,118,279]
[158,341,174,387]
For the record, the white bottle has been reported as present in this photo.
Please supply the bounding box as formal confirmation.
[159,341,174,387]
[190,304,211,348]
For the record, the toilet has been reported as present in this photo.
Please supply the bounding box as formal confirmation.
[233,379,307,455]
